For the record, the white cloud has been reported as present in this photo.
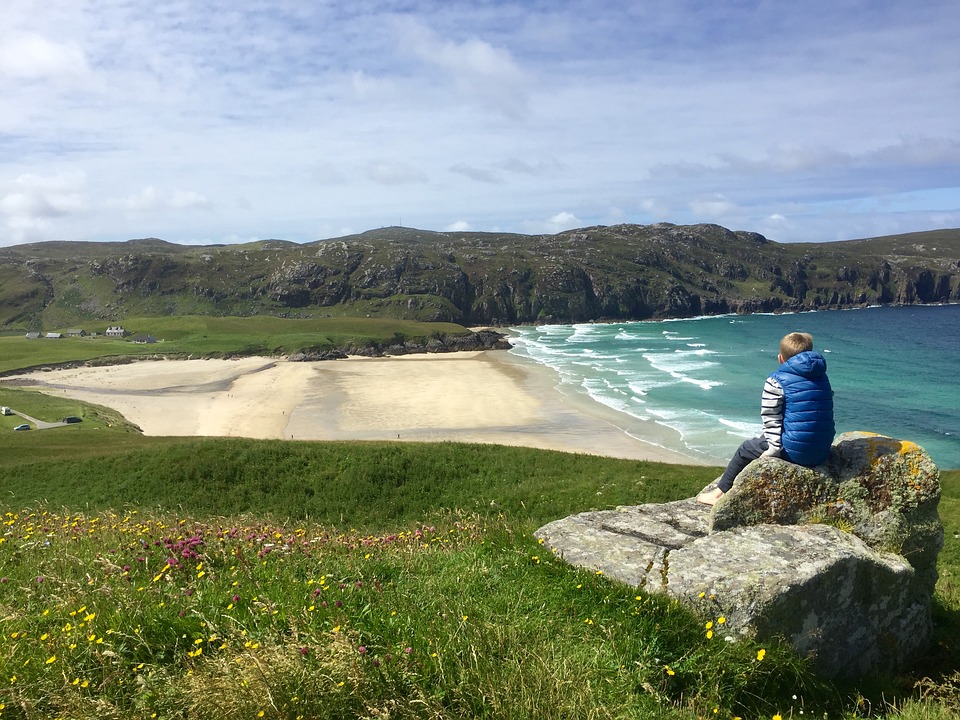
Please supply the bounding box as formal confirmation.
[0,32,89,81]
[121,186,211,214]
[689,196,737,219]
[543,211,580,234]
[0,169,86,243]
[170,190,212,210]
[0,1,958,246]
[445,220,472,232]
[398,18,530,119]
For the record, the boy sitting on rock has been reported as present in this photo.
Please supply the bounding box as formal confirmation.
[697,331,835,506]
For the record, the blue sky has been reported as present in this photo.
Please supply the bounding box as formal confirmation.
[1,0,958,247]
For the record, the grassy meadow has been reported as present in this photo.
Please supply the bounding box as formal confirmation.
[0,316,473,375]
[1,347,959,718]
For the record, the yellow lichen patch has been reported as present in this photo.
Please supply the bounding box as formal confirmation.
[898,440,920,456]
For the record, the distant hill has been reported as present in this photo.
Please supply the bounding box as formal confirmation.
[1,223,958,329]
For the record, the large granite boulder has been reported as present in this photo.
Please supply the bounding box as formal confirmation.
[535,432,944,678]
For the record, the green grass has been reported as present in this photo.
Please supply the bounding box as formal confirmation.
[1,386,959,718]
[0,316,473,374]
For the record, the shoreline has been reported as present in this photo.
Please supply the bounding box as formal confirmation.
[7,351,706,466]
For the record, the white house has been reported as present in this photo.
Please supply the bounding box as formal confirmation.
[105,326,126,338]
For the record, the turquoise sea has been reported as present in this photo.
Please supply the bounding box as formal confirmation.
[507,304,960,470]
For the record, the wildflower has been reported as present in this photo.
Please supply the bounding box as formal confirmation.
[663,665,675,676]
[358,646,367,655]
[717,616,726,624]
[757,648,766,661]
[705,621,713,629]
[706,630,714,639]
[46,655,57,664]
[773,715,783,720]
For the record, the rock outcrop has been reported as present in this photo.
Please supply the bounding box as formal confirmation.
[535,432,944,678]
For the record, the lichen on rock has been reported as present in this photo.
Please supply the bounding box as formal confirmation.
[535,431,944,678]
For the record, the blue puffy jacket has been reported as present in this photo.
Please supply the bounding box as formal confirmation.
[770,351,835,466]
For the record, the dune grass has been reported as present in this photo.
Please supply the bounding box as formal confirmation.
[1,385,959,718]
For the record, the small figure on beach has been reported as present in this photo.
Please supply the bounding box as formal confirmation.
[697,331,835,505]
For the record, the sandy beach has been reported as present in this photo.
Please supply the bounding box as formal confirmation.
[8,351,702,465]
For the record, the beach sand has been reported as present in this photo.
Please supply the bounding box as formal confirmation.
[9,351,703,465]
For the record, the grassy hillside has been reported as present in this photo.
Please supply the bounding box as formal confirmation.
[1,385,958,718]
[3,224,958,328]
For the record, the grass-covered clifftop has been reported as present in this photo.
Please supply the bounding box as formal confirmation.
[2,223,958,329]
[1,386,959,719]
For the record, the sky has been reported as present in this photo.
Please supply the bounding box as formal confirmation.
[1,0,959,248]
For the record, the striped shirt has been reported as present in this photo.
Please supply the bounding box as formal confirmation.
[760,376,785,455]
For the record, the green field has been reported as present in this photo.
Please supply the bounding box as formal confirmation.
[0,316,473,374]
[1,350,959,718]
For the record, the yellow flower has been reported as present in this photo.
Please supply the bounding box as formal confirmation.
[773,714,782,720]
[705,621,713,629]
[46,655,57,664]
[757,648,766,661]
[706,630,714,639]
[717,616,726,624]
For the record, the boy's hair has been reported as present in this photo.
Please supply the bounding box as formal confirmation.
[780,332,814,360]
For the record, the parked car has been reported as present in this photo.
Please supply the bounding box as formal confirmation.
[63,416,83,424]
[1,406,12,416]
[13,424,30,431]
